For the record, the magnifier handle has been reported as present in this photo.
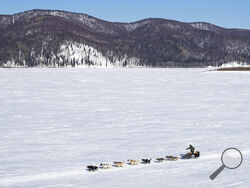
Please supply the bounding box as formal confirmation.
[210,165,225,180]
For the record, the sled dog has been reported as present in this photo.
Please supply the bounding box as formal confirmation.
[141,158,152,164]
[100,163,111,169]
[113,161,125,167]
[127,160,139,165]
[156,158,165,162]
[87,165,98,171]
[166,156,179,161]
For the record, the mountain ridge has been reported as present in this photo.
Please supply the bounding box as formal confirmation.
[1,9,250,67]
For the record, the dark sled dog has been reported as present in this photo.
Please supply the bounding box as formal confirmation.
[87,165,98,171]
[141,158,152,164]
[156,158,165,162]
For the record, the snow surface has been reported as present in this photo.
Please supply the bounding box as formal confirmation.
[0,68,250,188]
[220,61,250,68]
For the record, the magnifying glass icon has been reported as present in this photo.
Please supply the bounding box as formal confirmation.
[210,148,243,180]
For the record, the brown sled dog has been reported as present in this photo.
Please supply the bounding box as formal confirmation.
[127,160,139,165]
[166,156,179,161]
[113,161,125,167]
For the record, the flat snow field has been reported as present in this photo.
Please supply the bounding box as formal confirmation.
[0,68,250,188]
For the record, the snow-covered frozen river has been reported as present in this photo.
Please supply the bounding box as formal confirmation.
[0,68,250,187]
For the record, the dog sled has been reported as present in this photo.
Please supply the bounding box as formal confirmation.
[181,151,200,159]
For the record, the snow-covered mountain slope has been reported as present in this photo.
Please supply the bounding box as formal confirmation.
[3,41,141,68]
[0,68,250,187]
[57,42,140,67]
[189,22,223,32]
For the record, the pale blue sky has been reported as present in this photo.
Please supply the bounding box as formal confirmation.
[0,0,249,29]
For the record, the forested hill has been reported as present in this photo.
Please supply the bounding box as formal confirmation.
[1,9,250,67]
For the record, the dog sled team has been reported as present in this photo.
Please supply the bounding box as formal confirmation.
[86,145,200,171]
